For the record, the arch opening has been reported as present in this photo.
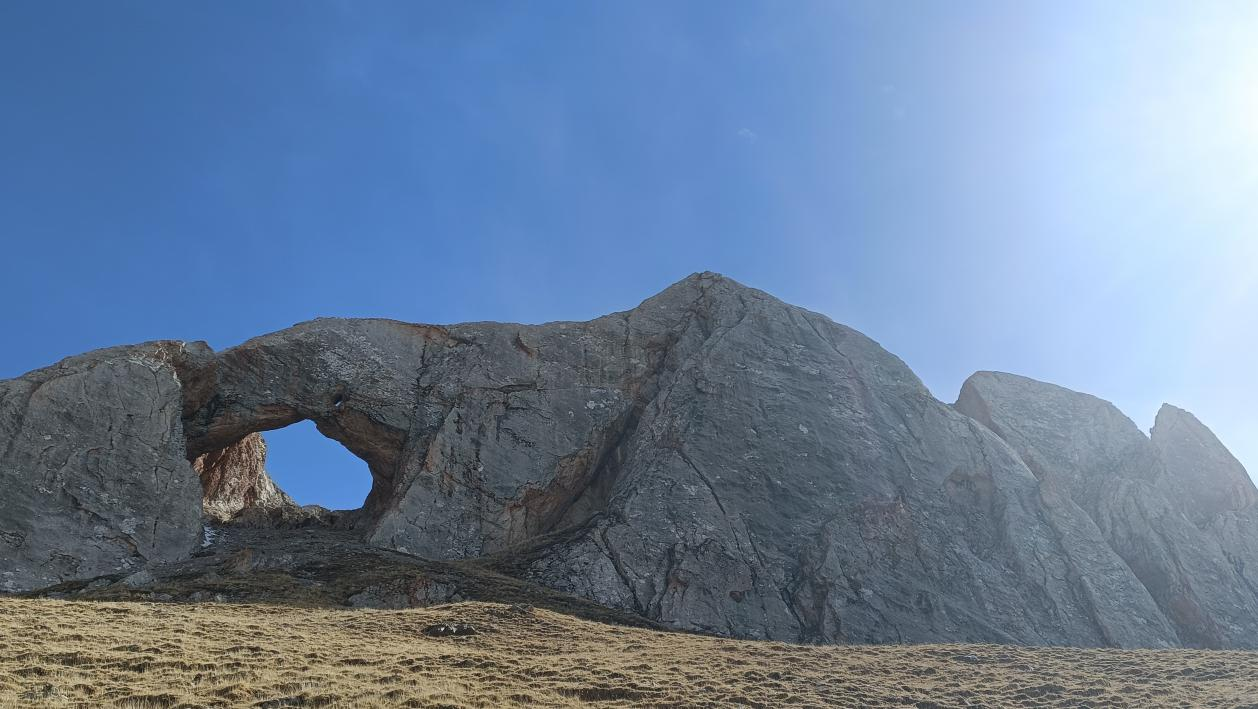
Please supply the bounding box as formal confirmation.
[192,418,380,529]
[264,420,373,510]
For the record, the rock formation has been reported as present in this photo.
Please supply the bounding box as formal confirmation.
[1,273,1254,648]
[194,432,295,522]
[0,342,206,592]
[1150,403,1258,644]
[1151,404,1257,525]
[955,373,1258,648]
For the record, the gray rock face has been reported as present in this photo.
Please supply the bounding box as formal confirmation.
[0,342,205,592]
[2,273,1256,648]
[956,373,1258,648]
[508,288,1172,646]
[1152,404,1257,525]
[1151,404,1258,641]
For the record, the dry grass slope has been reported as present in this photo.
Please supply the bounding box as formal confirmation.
[2,598,1257,708]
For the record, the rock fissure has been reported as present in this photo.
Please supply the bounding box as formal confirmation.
[597,522,643,613]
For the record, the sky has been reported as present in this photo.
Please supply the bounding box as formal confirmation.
[1,1,1255,508]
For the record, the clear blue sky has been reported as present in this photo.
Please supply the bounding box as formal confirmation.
[2,2,1255,508]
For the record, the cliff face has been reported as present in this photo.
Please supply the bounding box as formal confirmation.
[1150,403,1258,643]
[0,342,206,592]
[193,433,295,523]
[955,373,1258,648]
[1151,404,1257,525]
[1,273,1253,647]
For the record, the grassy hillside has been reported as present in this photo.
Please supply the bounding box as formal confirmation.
[1,598,1256,708]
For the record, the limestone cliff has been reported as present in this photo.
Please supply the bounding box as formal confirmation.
[1,273,1253,647]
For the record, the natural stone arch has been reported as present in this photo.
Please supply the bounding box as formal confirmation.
[178,319,439,528]
[12,272,1258,649]
[187,410,402,528]
[174,311,680,556]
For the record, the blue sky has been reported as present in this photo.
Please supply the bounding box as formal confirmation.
[2,2,1255,508]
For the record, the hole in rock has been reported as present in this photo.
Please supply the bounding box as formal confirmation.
[194,419,374,527]
[263,420,372,510]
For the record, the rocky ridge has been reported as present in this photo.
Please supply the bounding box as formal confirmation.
[1,273,1254,648]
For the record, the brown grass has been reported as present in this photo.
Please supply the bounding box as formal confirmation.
[1,598,1256,708]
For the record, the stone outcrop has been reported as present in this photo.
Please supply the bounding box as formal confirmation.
[956,373,1258,648]
[1151,404,1257,525]
[1,273,1255,648]
[194,433,296,522]
[1151,404,1258,640]
[36,525,665,631]
[0,342,207,592]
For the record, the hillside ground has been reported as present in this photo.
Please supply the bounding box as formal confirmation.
[1,598,1256,708]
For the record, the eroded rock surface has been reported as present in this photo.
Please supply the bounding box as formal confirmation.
[0,342,206,591]
[956,373,1258,648]
[1151,404,1258,641]
[1152,404,1257,525]
[2,273,1256,648]
[34,525,663,631]
[194,433,296,522]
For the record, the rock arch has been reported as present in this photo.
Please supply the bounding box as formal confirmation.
[178,320,431,526]
[8,273,1258,649]
[154,301,678,557]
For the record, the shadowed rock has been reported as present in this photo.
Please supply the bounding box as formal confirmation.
[1151,404,1258,639]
